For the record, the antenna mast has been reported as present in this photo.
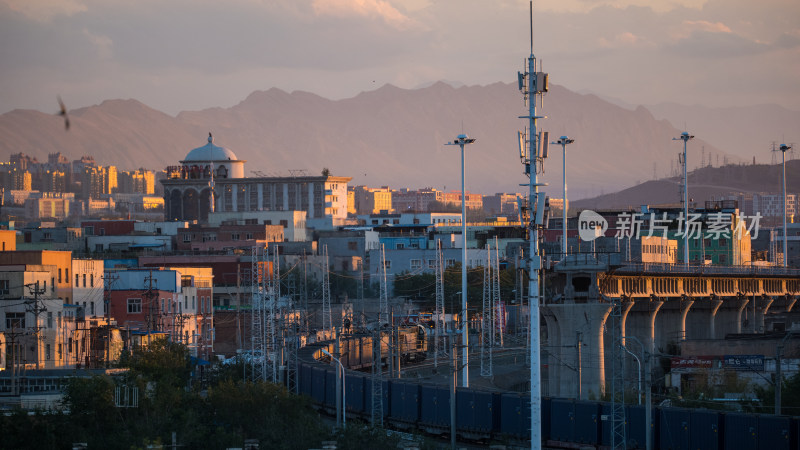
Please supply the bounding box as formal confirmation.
[517,2,548,448]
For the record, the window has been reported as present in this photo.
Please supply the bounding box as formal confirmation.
[396,243,405,250]
[183,233,191,243]
[410,259,422,270]
[83,273,87,287]
[383,260,391,269]
[192,296,196,310]
[231,233,240,241]
[246,233,253,240]
[90,302,95,315]
[428,259,436,269]
[47,312,53,328]
[0,280,8,296]
[5,312,25,329]
[127,298,142,314]
[65,268,69,281]
[46,344,51,362]
[280,220,288,228]
[446,259,456,267]
[348,241,358,251]
[51,278,54,291]
[90,274,94,287]
[58,268,62,283]
[719,239,727,247]
[75,274,79,287]
[719,254,728,264]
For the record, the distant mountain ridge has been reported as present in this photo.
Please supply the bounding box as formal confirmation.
[0,82,749,196]
[572,161,800,211]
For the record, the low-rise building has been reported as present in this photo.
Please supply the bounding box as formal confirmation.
[176,222,284,252]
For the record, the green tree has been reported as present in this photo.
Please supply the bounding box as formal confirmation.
[205,379,326,449]
[750,370,800,415]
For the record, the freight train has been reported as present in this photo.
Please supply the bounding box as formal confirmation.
[296,334,798,449]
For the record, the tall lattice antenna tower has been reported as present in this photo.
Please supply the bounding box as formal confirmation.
[249,245,268,381]
[379,244,389,326]
[493,236,503,348]
[269,245,280,383]
[434,239,445,369]
[285,313,299,394]
[321,245,332,336]
[481,244,493,377]
[371,331,384,427]
[609,298,627,449]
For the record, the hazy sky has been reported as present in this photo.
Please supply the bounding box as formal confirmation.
[1,0,798,115]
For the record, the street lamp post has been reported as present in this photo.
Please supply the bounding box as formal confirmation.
[446,134,475,388]
[553,136,574,257]
[322,348,346,429]
[674,132,695,268]
[780,144,792,268]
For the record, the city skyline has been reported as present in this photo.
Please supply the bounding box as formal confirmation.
[1,0,798,116]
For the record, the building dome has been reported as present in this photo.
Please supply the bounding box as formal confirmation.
[183,133,238,162]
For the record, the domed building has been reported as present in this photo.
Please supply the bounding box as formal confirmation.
[180,133,245,179]
[161,134,350,225]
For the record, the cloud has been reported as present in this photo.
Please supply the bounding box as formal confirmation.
[775,29,800,49]
[597,31,652,48]
[667,30,767,58]
[82,28,113,59]
[1,0,87,22]
[670,19,731,40]
[312,0,416,29]
[537,0,707,14]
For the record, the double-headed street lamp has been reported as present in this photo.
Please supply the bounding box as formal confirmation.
[321,348,346,429]
[673,131,695,267]
[553,136,575,257]
[446,134,475,388]
[780,144,792,268]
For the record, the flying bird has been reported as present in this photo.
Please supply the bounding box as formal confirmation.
[57,96,70,130]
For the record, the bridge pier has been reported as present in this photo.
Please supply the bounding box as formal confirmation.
[786,295,798,313]
[683,297,724,340]
[628,299,663,356]
[541,308,560,398]
[756,296,774,334]
[544,302,612,400]
[679,297,694,341]
[708,298,724,340]
[714,296,750,336]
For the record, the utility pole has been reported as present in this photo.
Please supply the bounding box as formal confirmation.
[143,270,158,334]
[25,281,47,370]
[576,331,582,400]
[451,335,457,449]
[7,323,25,395]
[776,331,795,415]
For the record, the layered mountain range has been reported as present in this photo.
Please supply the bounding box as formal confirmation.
[2,81,792,200]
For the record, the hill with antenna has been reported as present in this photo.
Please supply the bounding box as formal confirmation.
[572,160,800,211]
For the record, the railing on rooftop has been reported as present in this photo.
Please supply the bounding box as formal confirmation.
[617,262,800,276]
[549,252,799,276]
